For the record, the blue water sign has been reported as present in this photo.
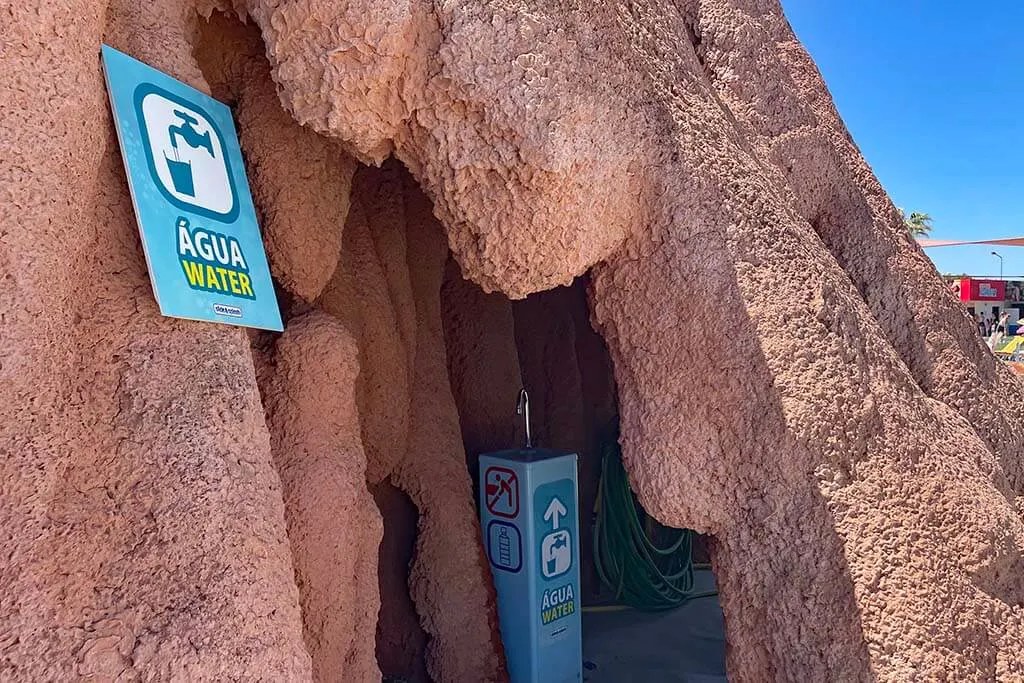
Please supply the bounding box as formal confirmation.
[480,449,582,683]
[101,45,282,331]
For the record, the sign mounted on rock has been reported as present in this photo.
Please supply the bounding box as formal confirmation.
[101,45,282,331]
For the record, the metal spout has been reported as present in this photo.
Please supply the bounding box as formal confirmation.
[516,388,533,449]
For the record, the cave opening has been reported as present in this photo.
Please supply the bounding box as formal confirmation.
[196,10,724,680]
[267,151,727,680]
[261,137,727,683]
[440,265,618,605]
[440,258,727,680]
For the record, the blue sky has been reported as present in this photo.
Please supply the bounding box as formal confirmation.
[781,0,1024,277]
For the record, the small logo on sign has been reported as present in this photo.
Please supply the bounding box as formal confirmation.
[213,303,242,318]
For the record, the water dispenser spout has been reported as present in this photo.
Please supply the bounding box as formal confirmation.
[516,388,533,449]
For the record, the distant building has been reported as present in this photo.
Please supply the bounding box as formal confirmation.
[946,276,1024,325]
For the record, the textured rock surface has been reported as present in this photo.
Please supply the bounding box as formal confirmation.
[200,15,504,680]
[0,1,311,680]
[261,312,383,682]
[4,0,1024,681]
[693,0,1024,484]
[246,0,646,296]
[318,162,505,682]
[440,256,525,476]
[196,14,357,303]
[245,0,1024,678]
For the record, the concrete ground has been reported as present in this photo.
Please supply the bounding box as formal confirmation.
[582,570,726,683]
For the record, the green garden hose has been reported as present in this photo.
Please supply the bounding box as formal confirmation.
[592,436,717,611]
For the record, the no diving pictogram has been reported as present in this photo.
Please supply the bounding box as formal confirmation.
[485,466,519,519]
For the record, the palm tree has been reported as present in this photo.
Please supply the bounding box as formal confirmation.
[897,208,933,237]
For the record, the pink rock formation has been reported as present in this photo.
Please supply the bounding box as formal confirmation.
[3,0,1024,681]
[197,14,357,302]
[440,256,525,467]
[199,18,503,680]
[261,312,383,682]
[1,1,311,680]
[371,482,430,683]
[316,163,505,682]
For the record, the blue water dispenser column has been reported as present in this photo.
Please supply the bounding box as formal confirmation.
[479,389,582,683]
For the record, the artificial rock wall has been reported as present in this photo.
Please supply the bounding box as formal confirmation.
[3,1,1024,683]
[203,16,507,680]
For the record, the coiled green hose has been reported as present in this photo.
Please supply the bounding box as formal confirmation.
[592,437,717,611]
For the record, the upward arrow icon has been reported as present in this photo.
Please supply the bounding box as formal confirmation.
[544,497,568,530]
